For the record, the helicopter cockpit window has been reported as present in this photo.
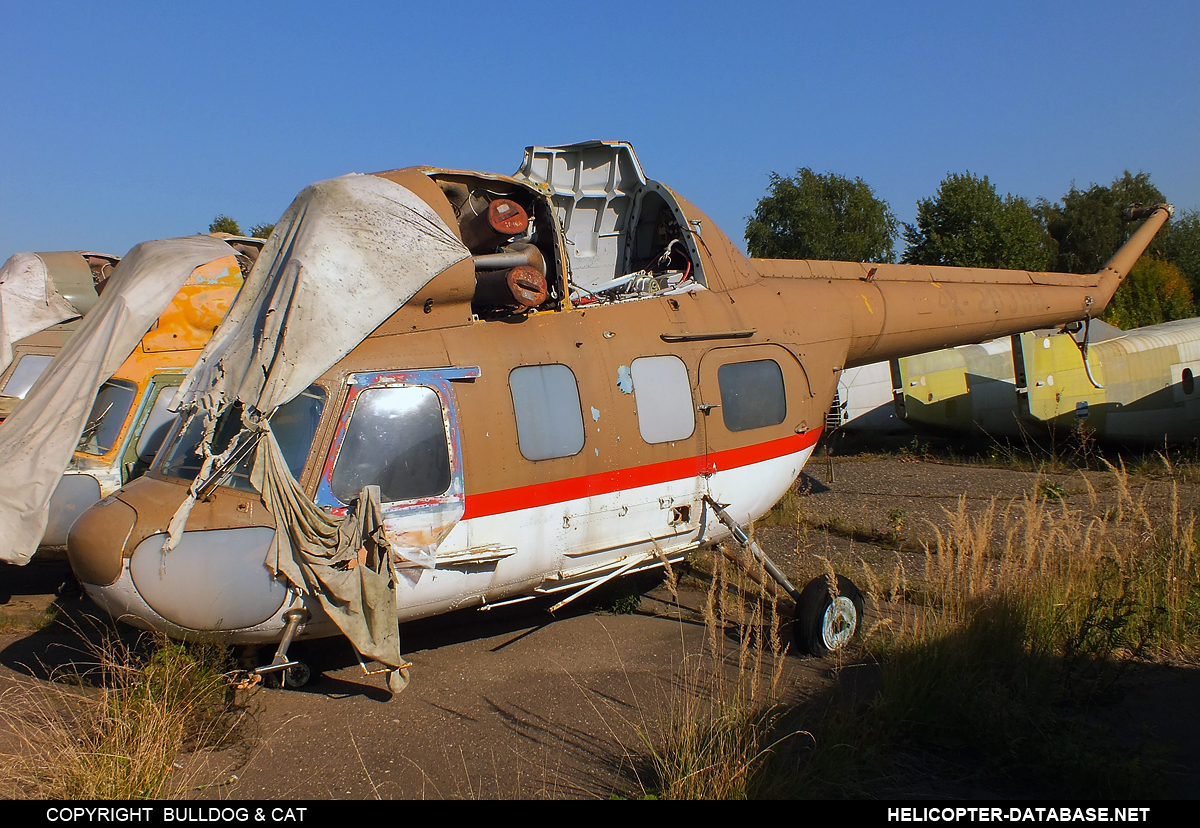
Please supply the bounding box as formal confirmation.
[630,356,695,444]
[1,354,54,399]
[330,385,451,504]
[78,379,137,456]
[510,364,585,461]
[159,386,326,492]
[134,384,182,463]
[717,360,787,432]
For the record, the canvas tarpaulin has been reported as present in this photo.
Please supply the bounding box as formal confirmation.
[251,428,401,669]
[0,237,237,565]
[0,252,87,373]
[174,173,470,420]
[167,173,470,671]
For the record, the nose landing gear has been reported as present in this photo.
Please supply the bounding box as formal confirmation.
[254,608,312,688]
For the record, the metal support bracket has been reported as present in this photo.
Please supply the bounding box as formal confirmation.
[254,608,309,681]
[703,495,802,602]
[547,551,652,613]
[1070,317,1105,390]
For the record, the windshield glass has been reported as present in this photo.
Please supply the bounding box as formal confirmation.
[77,379,138,455]
[159,386,327,492]
[135,385,182,464]
[330,385,450,504]
[1,354,54,399]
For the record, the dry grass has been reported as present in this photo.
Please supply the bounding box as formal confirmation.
[640,549,798,799]
[912,463,1199,663]
[0,603,64,634]
[0,632,245,799]
[646,460,1200,797]
[792,462,1200,797]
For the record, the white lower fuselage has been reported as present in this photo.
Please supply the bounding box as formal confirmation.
[82,435,817,645]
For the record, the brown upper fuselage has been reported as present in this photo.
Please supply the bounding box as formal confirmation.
[70,142,1171,591]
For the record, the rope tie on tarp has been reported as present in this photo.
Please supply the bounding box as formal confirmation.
[161,413,403,670]
[250,428,403,669]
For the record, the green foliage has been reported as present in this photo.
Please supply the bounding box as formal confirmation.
[1102,257,1195,329]
[250,222,275,239]
[745,168,897,263]
[1037,479,1068,501]
[902,172,1055,270]
[1160,208,1200,298]
[1041,171,1167,275]
[207,214,242,236]
[608,590,642,615]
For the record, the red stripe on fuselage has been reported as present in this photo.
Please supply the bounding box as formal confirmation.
[463,428,822,520]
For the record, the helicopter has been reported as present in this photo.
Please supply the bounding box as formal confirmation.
[60,141,1172,692]
[0,249,116,416]
[0,237,258,562]
[34,239,260,550]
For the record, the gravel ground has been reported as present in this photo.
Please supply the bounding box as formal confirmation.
[3,453,1200,798]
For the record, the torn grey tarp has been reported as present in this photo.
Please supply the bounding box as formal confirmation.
[251,428,402,669]
[0,252,91,373]
[165,173,469,668]
[174,173,470,420]
[0,237,236,565]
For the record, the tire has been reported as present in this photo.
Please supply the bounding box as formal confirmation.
[795,574,865,655]
[263,661,311,689]
[283,661,311,688]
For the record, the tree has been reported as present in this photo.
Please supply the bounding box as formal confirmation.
[901,172,1055,270]
[1040,171,1166,274]
[1159,208,1200,298]
[250,222,275,239]
[1102,258,1194,329]
[208,214,242,235]
[745,169,897,262]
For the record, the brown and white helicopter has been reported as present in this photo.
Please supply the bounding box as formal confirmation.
[62,141,1172,691]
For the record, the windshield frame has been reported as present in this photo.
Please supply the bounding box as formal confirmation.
[76,378,139,457]
[314,367,476,515]
[152,384,329,494]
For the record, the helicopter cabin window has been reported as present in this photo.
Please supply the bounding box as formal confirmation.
[78,379,138,455]
[134,383,183,463]
[717,359,787,432]
[509,364,585,461]
[331,386,451,504]
[630,356,694,444]
[159,386,326,492]
[2,354,54,399]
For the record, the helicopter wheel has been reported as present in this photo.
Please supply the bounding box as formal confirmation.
[263,661,311,689]
[794,574,864,655]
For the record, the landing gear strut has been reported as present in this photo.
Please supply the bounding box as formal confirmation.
[255,608,312,688]
[703,495,864,655]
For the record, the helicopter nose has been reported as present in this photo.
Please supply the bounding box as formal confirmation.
[67,496,137,587]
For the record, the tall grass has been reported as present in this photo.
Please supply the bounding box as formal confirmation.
[641,549,795,799]
[796,464,1200,797]
[643,462,1200,798]
[1,633,241,799]
[918,465,1199,665]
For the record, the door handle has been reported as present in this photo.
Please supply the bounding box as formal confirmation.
[697,404,720,413]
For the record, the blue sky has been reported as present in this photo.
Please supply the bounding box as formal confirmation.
[2,1,1196,259]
